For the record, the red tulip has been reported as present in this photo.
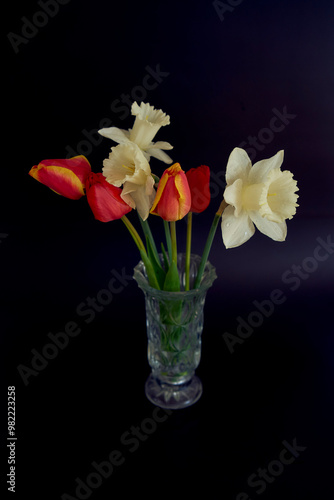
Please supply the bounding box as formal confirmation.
[29,156,91,200]
[150,163,191,221]
[86,172,132,222]
[185,165,211,213]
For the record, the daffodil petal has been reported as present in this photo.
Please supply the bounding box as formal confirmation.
[146,147,173,164]
[223,178,243,216]
[226,148,252,185]
[120,190,136,210]
[249,150,284,184]
[248,210,287,241]
[221,206,255,248]
[98,127,130,143]
[122,182,155,220]
[150,141,173,150]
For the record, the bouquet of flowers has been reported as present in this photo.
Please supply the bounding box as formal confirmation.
[29,101,300,408]
[29,101,299,293]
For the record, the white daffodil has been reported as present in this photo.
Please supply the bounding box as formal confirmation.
[102,142,155,221]
[221,148,299,248]
[99,101,173,164]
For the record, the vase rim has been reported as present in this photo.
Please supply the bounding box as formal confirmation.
[133,253,217,299]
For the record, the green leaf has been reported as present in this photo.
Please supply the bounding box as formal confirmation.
[139,249,160,290]
[161,242,170,272]
[163,260,180,292]
[138,215,160,264]
[163,220,172,262]
[146,236,166,289]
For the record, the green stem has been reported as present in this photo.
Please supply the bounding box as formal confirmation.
[121,215,146,254]
[185,212,192,291]
[138,214,159,262]
[170,221,177,263]
[161,242,169,270]
[163,220,172,262]
[194,200,227,289]
[122,215,160,289]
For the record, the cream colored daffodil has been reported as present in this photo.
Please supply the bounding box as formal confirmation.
[102,142,155,221]
[99,102,173,164]
[221,148,299,248]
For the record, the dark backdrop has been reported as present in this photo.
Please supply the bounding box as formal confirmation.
[2,1,334,499]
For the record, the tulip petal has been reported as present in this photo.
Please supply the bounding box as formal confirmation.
[150,172,169,214]
[30,165,85,199]
[151,164,191,221]
[153,177,180,220]
[248,150,284,184]
[86,173,131,222]
[226,148,252,185]
[29,156,91,199]
[186,165,211,213]
[248,210,287,241]
[221,206,255,248]
[175,171,191,219]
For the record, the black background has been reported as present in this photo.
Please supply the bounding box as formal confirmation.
[2,0,334,499]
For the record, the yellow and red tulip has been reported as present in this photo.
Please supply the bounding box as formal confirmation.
[29,156,91,200]
[86,172,132,222]
[186,165,211,213]
[150,163,191,221]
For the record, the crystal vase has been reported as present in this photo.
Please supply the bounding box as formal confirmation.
[133,253,217,409]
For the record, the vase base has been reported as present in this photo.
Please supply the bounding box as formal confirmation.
[145,374,203,409]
